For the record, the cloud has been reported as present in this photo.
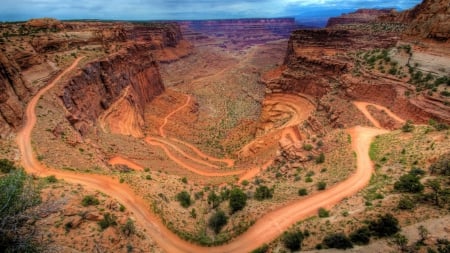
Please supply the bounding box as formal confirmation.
[0,0,422,21]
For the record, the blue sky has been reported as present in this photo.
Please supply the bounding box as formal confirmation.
[1,0,422,22]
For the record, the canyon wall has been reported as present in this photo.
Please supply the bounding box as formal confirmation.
[61,44,164,137]
[326,9,394,28]
[179,18,299,48]
[0,20,190,138]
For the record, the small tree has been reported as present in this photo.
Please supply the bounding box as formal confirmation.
[318,208,330,218]
[254,185,273,200]
[317,181,327,190]
[369,213,400,237]
[322,233,353,249]
[283,230,304,251]
[208,210,228,234]
[401,120,414,132]
[176,191,191,208]
[98,212,117,230]
[394,174,424,193]
[316,153,325,164]
[207,191,221,209]
[298,188,308,196]
[350,227,371,245]
[229,188,247,213]
[81,195,99,206]
[121,219,136,236]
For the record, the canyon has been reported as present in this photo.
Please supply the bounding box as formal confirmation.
[1,0,449,252]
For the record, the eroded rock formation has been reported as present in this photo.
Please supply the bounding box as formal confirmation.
[326,9,394,28]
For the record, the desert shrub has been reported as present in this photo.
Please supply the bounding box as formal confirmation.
[81,195,99,206]
[121,219,136,236]
[0,169,42,252]
[368,213,400,237]
[98,212,117,230]
[317,181,327,190]
[283,230,304,251]
[397,196,415,210]
[208,210,228,233]
[181,177,188,184]
[303,144,313,151]
[207,191,221,208]
[251,244,269,253]
[176,191,191,208]
[401,120,414,132]
[229,188,247,213]
[315,153,325,164]
[254,185,273,200]
[298,188,308,196]
[45,175,58,183]
[350,227,371,245]
[394,174,424,193]
[323,233,353,249]
[0,159,16,173]
[429,153,450,176]
[318,208,330,218]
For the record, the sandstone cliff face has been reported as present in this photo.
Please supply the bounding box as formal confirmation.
[0,53,31,137]
[381,0,450,41]
[326,9,394,28]
[265,29,398,98]
[61,44,164,136]
[0,20,190,138]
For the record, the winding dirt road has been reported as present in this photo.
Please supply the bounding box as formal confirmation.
[17,57,401,252]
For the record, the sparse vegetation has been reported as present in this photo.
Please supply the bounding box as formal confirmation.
[81,195,100,206]
[318,207,330,218]
[176,191,192,208]
[208,210,228,234]
[322,233,353,249]
[98,212,117,230]
[254,185,273,200]
[229,188,247,213]
[283,230,304,251]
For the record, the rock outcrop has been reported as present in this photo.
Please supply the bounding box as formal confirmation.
[179,18,299,48]
[61,44,164,137]
[326,9,394,28]
[0,19,191,138]
[0,53,31,137]
[380,0,450,41]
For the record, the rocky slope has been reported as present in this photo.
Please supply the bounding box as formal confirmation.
[326,9,394,28]
[0,20,191,138]
[381,0,450,41]
[264,0,450,125]
[179,18,299,49]
[62,44,164,137]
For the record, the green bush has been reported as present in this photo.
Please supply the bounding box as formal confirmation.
[322,233,353,249]
[176,191,191,208]
[229,188,247,213]
[121,219,136,236]
[251,244,269,253]
[208,191,221,208]
[368,213,400,237]
[0,159,16,173]
[397,196,415,210]
[298,188,308,196]
[98,212,117,230]
[208,210,228,233]
[81,195,99,206]
[317,181,327,190]
[394,174,424,193]
[283,230,304,251]
[303,144,313,151]
[429,153,450,176]
[254,185,273,201]
[350,227,371,245]
[318,208,330,218]
[315,153,325,164]
[401,120,414,132]
[45,175,58,183]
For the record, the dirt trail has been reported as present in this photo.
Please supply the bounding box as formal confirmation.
[17,57,402,252]
[158,94,191,137]
[109,156,144,171]
[354,101,405,128]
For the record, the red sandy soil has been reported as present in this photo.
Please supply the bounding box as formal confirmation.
[17,57,406,252]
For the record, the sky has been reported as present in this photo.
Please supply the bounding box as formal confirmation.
[1,0,422,22]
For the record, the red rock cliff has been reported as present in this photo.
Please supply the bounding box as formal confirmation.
[61,44,164,137]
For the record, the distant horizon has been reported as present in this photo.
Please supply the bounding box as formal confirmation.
[1,0,422,23]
